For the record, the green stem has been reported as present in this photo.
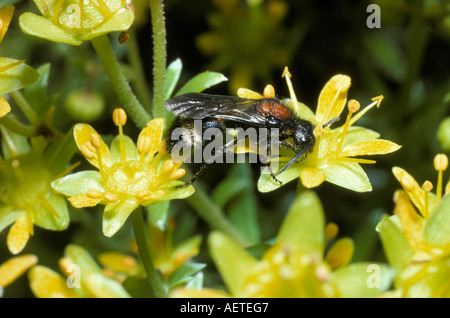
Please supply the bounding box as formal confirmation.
[130,206,167,298]
[127,28,153,112]
[0,115,34,136]
[91,35,151,128]
[149,0,167,119]
[10,91,40,125]
[186,183,249,246]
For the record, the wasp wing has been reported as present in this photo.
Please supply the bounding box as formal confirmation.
[164,92,269,126]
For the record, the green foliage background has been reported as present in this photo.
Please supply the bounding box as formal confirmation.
[1,0,449,297]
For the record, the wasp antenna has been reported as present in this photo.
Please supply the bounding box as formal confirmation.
[322,116,340,128]
[274,141,314,177]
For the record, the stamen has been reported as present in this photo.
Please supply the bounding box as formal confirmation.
[80,144,96,160]
[0,59,26,73]
[104,192,118,203]
[282,67,300,116]
[434,154,448,201]
[325,222,339,241]
[162,159,175,175]
[421,181,433,218]
[337,99,359,151]
[113,108,127,162]
[136,190,150,202]
[349,96,383,127]
[263,85,275,98]
[170,168,186,180]
[90,133,105,173]
[313,126,324,137]
[87,189,104,199]
[137,135,151,162]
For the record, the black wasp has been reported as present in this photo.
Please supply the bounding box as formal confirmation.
[163,92,332,187]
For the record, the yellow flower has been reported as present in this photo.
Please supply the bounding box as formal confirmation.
[207,191,392,298]
[52,109,195,237]
[19,0,135,46]
[0,254,38,295]
[0,5,39,118]
[254,67,401,193]
[29,245,130,298]
[377,154,450,297]
[0,129,70,255]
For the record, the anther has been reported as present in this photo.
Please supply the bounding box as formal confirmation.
[422,180,433,219]
[347,99,360,113]
[170,168,186,180]
[434,154,448,172]
[263,84,275,99]
[87,189,103,199]
[104,192,119,203]
[80,144,96,159]
[399,172,416,191]
[313,126,324,137]
[112,108,127,127]
[162,159,175,174]
[422,180,433,192]
[137,135,151,156]
[90,133,101,150]
[325,223,339,241]
[136,190,151,202]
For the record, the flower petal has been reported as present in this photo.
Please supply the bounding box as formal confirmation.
[78,7,135,41]
[65,245,131,298]
[0,96,11,118]
[277,191,325,255]
[323,161,372,192]
[7,212,31,254]
[0,207,21,234]
[68,193,102,208]
[300,167,326,188]
[73,123,112,168]
[137,118,165,162]
[98,252,138,275]
[424,194,450,246]
[393,190,425,251]
[341,126,380,148]
[316,75,351,125]
[110,134,137,163]
[331,263,393,298]
[257,163,302,193]
[52,170,105,197]
[0,58,39,95]
[0,5,14,44]
[34,191,69,230]
[341,139,401,157]
[376,214,414,270]
[325,237,354,270]
[103,200,139,237]
[0,254,38,287]
[19,12,83,46]
[208,231,258,297]
[28,265,78,298]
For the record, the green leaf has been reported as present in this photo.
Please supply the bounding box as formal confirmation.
[34,191,69,231]
[146,200,170,230]
[208,231,258,297]
[332,263,393,298]
[376,214,413,270]
[0,58,39,94]
[175,72,227,96]
[164,59,183,100]
[277,191,325,255]
[123,276,153,298]
[424,195,450,246]
[23,63,53,121]
[323,161,372,192]
[168,263,206,290]
[19,13,83,46]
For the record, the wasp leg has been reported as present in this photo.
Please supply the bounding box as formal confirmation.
[264,137,283,185]
[176,134,239,188]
